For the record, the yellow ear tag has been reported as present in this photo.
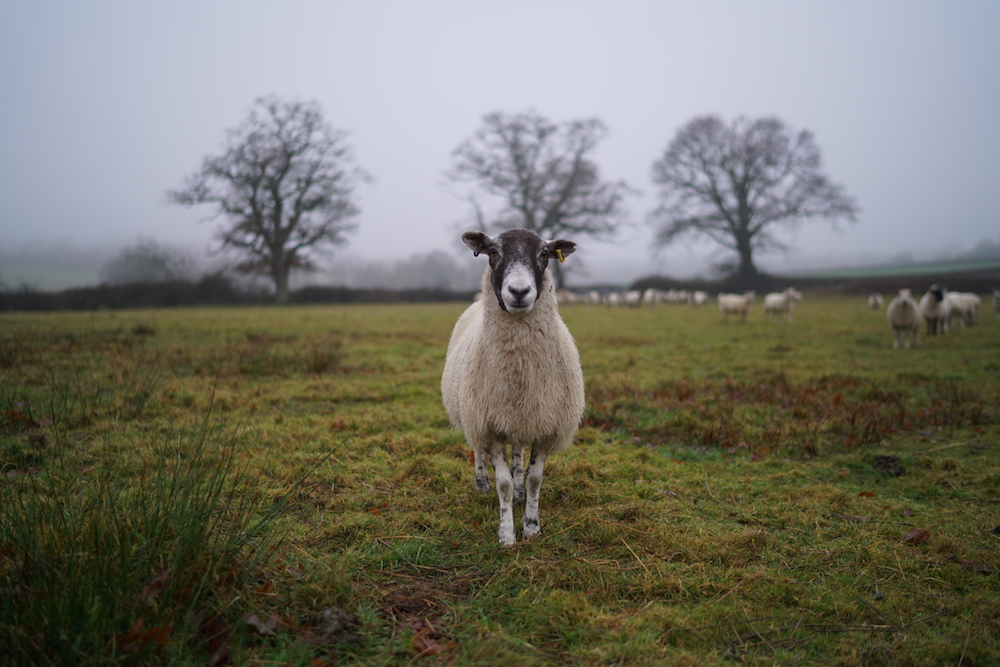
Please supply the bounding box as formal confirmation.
[555,248,565,263]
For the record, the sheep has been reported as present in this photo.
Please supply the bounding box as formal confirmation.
[918,285,950,335]
[886,289,921,349]
[868,293,884,311]
[949,292,980,327]
[717,291,755,323]
[642,288,662,307]
[556,288,581,305]
[441,229,585,546]
[623,290,643,307]
[688,290,709,307]
[762,287,803,323]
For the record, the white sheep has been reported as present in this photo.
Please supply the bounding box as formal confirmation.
[623,290,643,307]
[688,290,709,307]
[886,289,920,349]
[762,287,803,323]
[441,229,585,546]
[918,285,950,335]
[868,293,884,311]
[717,292,754,323]
[642,288,662,307]
[946,292,980,327]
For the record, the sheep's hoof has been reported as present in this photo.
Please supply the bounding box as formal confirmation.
[498,533,516,547]
[523,519,541,540]
[474,478,490,493]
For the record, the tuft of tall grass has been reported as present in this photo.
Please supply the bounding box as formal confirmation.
[0,415,282,664]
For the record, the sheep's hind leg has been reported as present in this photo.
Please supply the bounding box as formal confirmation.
[511,443,525,503]
[522,447,548,540]
[489,444,516,546]
[473,449,490,493]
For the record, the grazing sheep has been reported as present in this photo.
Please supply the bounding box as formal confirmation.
[642,288,662,307]
[946,292,980,327]
[688,290,709,307]
[556,289,580,305]
[762,288,803,323]
[623,290,643,307]
[441,229,585,546]
[868,293,884,311]
[585,290,602,306]
[886,289,920,349]
[718,292,755,323]
[604,292,622,307]
[918,285,951,335]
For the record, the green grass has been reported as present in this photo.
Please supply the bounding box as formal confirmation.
[1,297,999,665]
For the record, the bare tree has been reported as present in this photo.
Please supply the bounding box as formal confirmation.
[649,115,859,280]
[99,238,197,285]
[168,96,369,302]
[445,111,634,286]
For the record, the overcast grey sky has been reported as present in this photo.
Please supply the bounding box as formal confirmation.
[1,0,998,287]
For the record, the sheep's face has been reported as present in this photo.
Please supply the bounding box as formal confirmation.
[462,229,576,314]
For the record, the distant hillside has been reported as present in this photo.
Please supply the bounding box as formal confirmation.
[631,260,1000,296]
[785,257,1000,280]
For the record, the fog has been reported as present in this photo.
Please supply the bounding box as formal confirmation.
[2,1,998,291]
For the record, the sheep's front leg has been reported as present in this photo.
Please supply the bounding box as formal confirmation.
[473,449,490,493]
[511,443,525,503]
[489,445,516,546]
[522,448,548,540]
[892,329,901,349]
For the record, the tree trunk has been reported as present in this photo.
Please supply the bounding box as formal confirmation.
[735,231,758,280]
[273,258,290,304]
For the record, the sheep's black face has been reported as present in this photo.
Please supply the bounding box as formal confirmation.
[462,229,576,314]
[930,286,945,303]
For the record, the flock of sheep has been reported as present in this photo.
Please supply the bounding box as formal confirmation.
[442,228,1000,545]
[557,286,805,324]
[879,286,997,349]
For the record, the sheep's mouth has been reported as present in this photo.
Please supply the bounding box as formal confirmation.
[504,299,534,314]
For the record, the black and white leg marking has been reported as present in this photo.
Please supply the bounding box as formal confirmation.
[473,449,490,493]
[522,447,547,540]
[511,443,525,503]
[489,444,516,546]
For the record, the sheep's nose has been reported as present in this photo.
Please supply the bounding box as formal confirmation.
[509,286,530,301]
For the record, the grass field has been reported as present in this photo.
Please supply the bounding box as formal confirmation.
[2,296,999,666]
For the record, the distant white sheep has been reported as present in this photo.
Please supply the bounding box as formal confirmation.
[762,288,803,323]
[717,292,755,323]
[688,290,709,307]
[886,289,920,349]
[868,293,884,311]
[945,292,980,328]
[918,285,950,335]
[441,229,585,546]
[642,288,662,307]
[623,290,643,308]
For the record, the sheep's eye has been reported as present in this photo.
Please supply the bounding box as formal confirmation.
[540,251,549,260]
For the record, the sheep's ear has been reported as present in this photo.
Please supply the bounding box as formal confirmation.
[462,231,495,258]
[546,239,576,262]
